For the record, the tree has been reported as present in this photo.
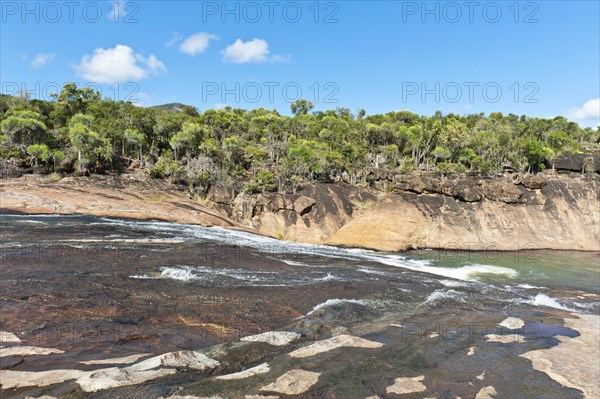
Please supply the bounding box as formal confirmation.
[290,99,314,116]
[222,136,243,173]
[124,128,145,163]
[0,110,47,147]
[547,130,573,151]
[68,113,101,170]
[26,144,50,168]
[520,137,554,172]
[170,122,204,167]
[50,83,100,126]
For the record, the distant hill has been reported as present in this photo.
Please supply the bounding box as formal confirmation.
[148,103,191,113]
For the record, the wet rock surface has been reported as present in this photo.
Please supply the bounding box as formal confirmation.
[0,215,598,398]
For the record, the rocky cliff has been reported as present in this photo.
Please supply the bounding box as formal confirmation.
[204,172,599,251]
[1,165,598,252]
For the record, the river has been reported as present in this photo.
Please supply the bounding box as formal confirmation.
[1,214,598,398]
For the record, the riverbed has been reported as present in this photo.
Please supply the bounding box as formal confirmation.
[1,214,598,398]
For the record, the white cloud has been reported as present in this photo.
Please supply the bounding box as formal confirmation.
[30,52,56,68]
[222,38,288,64]
[270,54,292,63]
[180,33,219,55]
[567,98,600,121]
[166,32,184,48]
[108,0,127,21]
[74,45,166,83]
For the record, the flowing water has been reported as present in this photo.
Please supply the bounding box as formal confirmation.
[1,214,598,398]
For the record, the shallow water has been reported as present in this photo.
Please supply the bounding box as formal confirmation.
[1,214,598,398]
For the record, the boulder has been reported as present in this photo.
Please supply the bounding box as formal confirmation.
[394,174,441,194]
[256,193,316,216]
[552,154,600,172]
[208,184,235,205]
[481,179,524,203]
[9,157,28,168]
[232,193,258,222]
[0,159,24,179]
[522,174,547,190]
[453,179,483,202]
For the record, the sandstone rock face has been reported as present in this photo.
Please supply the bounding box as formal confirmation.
[327,175,599,251]
[394,174,441,194]
[0,176,251,231]
[1,173,598,251]
[481,179,524,203]
[256,193,316,215]
[208,184,236,205]
[231,184,377,243]
[325,195,428,251]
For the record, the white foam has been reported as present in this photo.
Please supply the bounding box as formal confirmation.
[301,298,368,318]
[315,273,340,282]
[526,293,577,312]
[357,252,519,282]
[357,267,389,276]
[439,279,469,288]
[160,267,197,281]
[425,289,466,305]
[518,284,547,290]
[34,216,525,286]
[282,260,310,267]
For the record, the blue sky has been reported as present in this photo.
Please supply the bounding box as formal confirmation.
[1,0,599,126]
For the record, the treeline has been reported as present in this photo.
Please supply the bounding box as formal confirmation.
[1,83,598,194]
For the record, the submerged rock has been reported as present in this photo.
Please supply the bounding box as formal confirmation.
[216,363,270,380]
[485,334,525,343]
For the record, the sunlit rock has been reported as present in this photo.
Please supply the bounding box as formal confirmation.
[216,363,270,380]
[240,331,301,346]
[1,369,87,389]
[260,369,321,395]
[0,331,21,343]
[0,346,64,357]
[475,386,497,399]
[386,375,427,394]
[521,314,600,399]
[288,334,383,358]
[499,317,525,329]
[79,353,152,365]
